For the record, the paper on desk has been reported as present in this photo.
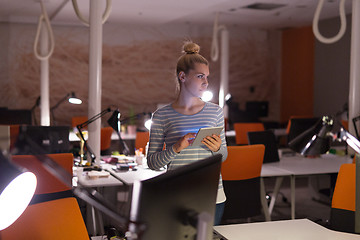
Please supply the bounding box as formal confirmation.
[87,170,110,179]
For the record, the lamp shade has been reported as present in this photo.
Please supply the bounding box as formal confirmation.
[107,109,121,132]
[0,155,37,230]
[288,116,334,156]
[68,92,82,105]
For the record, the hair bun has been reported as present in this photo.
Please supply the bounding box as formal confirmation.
[183,42,200,54]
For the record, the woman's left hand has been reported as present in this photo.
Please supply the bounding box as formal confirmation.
[202,134,221,152]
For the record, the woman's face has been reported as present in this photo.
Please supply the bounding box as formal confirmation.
[181,63,209,98]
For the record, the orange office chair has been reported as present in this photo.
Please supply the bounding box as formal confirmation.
[135,131,149,154]
[330,163,355,233]
[341,120,349,131]
[1,197,89,240]
[9,124,20,151]
[72,116,88,129]
[100,127,114,155]
[11,153,73,195]
[3,153,89,239]
[233,122,265,145]
[221,144,266,223]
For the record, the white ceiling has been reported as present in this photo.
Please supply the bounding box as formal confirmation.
[0,0,353,29]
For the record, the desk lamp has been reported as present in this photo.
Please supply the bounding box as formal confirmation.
[0,152,37,230]
[9,133,129,234]
[76,108,130,166]
[51,92,82,125]
[288,115,360,233]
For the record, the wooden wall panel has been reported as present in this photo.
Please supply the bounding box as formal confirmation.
[281,26,314,123]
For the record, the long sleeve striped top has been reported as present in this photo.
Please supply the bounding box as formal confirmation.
[147,101,228,203]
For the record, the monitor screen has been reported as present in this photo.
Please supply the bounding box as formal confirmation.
[0,108,32,125]
[287,117,320,144]
[245,101,269,118]
[248,130,280,163]
[14,125,70,155]
[129,154,222,240]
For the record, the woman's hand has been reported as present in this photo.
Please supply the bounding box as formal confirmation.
[202,134,221,152]
[172,133,196,153]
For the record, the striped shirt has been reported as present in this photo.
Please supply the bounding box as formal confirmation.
[147,101,228,203]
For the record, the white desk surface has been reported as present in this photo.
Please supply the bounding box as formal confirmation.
[69,131,136,141]
[225,128,287,137]
[75,164,165,188]
[261,164,293,177]
[264,154,353,176]
[259,153,353,220]
[214,219,360,240]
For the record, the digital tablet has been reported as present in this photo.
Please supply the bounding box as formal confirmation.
[191,126,223,146]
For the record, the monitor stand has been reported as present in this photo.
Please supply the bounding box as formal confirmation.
[195,212,213,240]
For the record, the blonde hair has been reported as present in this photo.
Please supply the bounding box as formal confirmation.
[176,41,209,77]
[174,41,209,92]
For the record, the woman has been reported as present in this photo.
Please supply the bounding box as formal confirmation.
[147,41,228,225]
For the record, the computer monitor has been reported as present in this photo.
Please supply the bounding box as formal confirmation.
[0,108,32,125]
[287,117,320,144]
[352,115,360,140]
[129,154,222,240]
[245,101,269,118]
[248,130,280,163]
[14,125,70,155]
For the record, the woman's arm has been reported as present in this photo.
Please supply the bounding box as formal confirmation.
[146,112,176,170]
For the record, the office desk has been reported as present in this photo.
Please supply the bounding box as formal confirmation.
[69,131,136,141]
[214,219,360,240]
[74,162,165,235]
[261,154,353,219]
[225,128,287,138]
[76,164,164,187]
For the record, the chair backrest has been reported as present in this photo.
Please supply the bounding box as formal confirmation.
[221,144,265,180]
[1,197,89,240]
[330,163,355,233]
[72,116,88,129]
[233,122,265,145]
[9,124,20,151]
[221,144,265,221]
[101,127,114,151]
[247,130,280,163]
[135,131,149,154]
[11,153,73,195]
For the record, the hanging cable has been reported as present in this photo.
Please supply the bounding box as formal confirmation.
[33,0,55,61]
[313,0,347,44]
[211,12,227,62]
[72,0,112,27]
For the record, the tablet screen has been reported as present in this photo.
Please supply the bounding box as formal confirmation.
[191,127,223,146]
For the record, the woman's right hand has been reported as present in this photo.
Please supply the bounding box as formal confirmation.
[172,133,196,153]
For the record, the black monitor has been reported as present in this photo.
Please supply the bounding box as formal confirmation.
[352,115,360,140]
[245,101,269,118]
[129,154,222,240]
[14,125,71,155]
[0,108,32,125]
[287,117,320,144]
[248,130,280,163]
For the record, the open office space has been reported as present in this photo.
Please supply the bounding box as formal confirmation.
[1,1,360,239]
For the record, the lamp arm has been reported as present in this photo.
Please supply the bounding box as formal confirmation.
[77,108,111,130]
[30,96,41,111]
[73,187,128,229]
[76,127,96,162]
[341,128,360,154]
[50,93,70,111]
[76,108,113,163]
[16,133,129,230]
